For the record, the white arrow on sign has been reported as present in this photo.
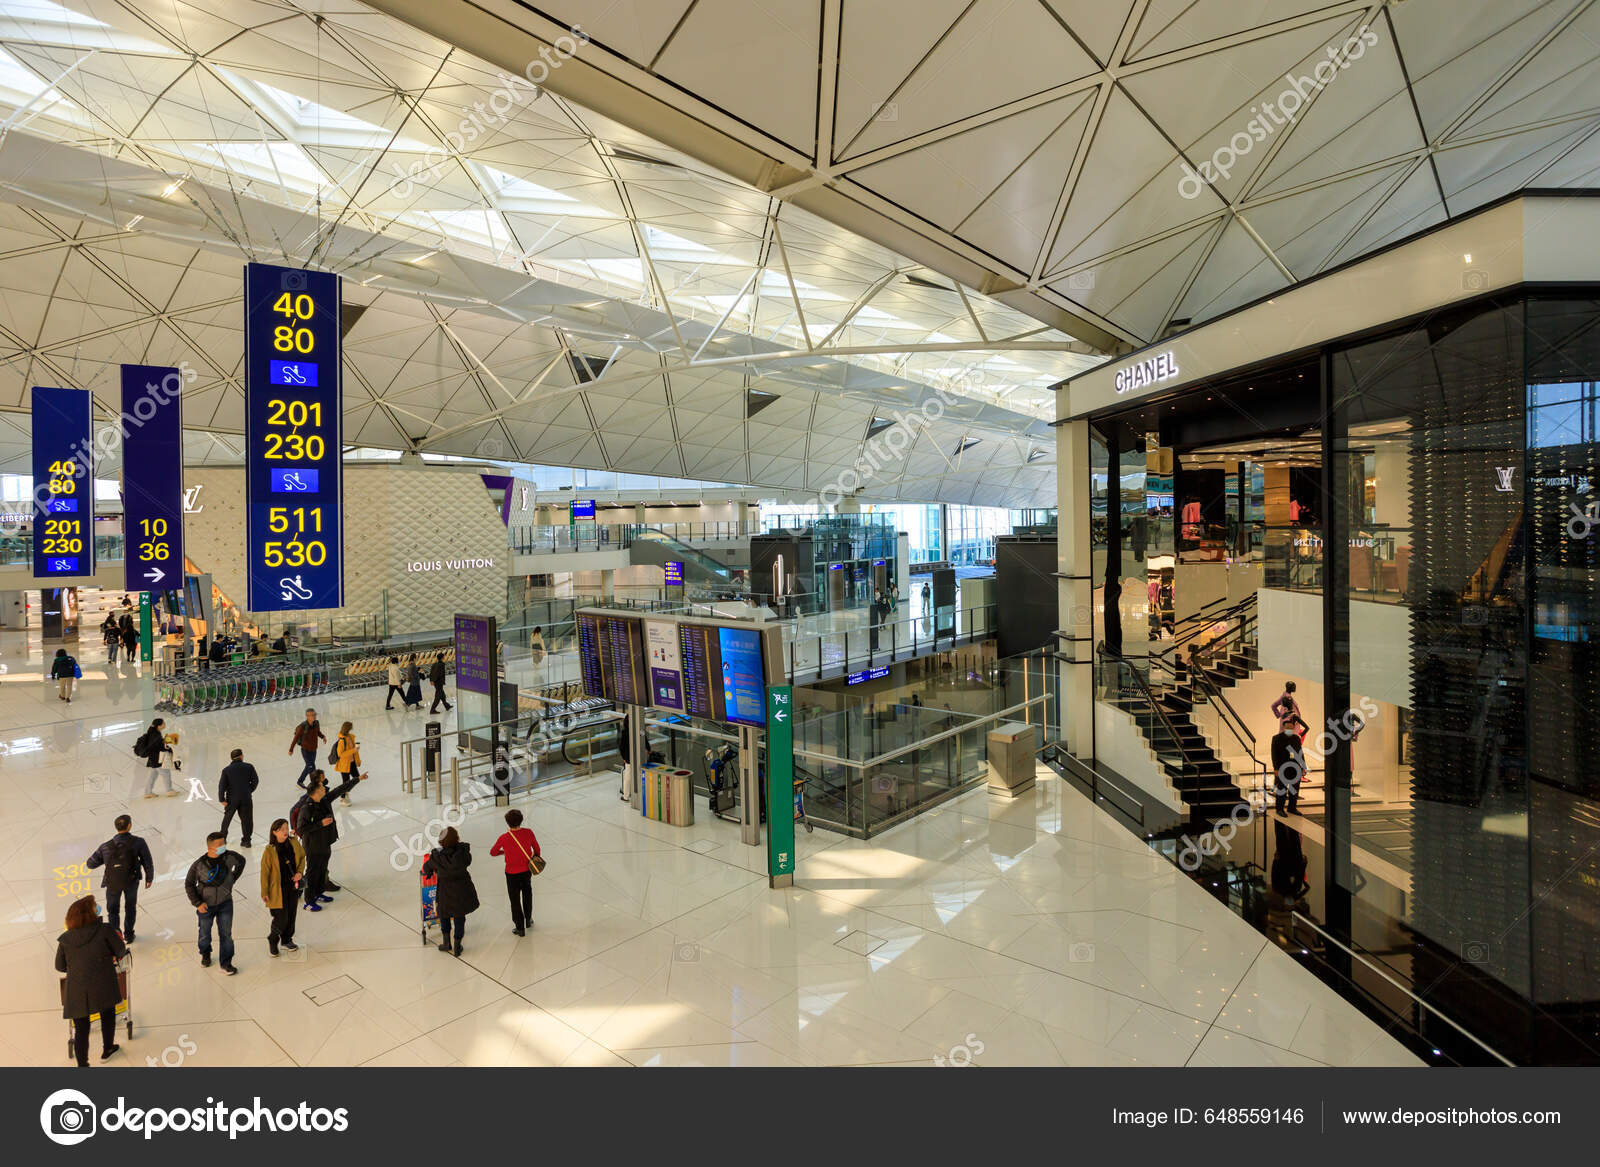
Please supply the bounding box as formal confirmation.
[144,567,165,584]
[774,709,787,723]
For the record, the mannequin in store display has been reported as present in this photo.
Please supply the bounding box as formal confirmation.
[1181,497,1203,540]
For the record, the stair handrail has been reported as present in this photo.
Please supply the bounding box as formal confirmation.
[1093,643,1197,771]
[1186,663,1267,803]
[1153,594,1257,671]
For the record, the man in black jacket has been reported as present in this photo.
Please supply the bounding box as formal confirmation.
[217,748,259,847]
[428,652,452,713]
[296,772,366,911]
[185,832,245,974]
[86,814,155,942]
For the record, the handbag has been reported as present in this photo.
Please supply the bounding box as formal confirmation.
[509,830,546,875]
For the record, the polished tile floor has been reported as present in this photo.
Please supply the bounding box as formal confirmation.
[0,632,1419,1067]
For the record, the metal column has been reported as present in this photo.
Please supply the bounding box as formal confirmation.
[739,725,760,846]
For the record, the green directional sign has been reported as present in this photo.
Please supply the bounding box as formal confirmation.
[766,685,795,886]
[138,592,153,664]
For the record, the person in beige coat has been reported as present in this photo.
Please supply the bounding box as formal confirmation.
[260,818,306,956]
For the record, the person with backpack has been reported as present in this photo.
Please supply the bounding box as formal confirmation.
[217,748,259,848]
[295,771,367,911]
[489,809,541,936]
[383,656,405,710]
[102,613,121,663]
[332,721,360,806]
[135,718,178,797]
[119,615,138,662]
[423,827,478,956]
[85,814,154,942]
[288,708,324,789]
[260,818,305,956]
[428,652,452,713]
[50,647,78,702]
[184,832,245,975]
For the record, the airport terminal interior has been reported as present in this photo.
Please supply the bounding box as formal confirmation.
[0,0,1596,1070]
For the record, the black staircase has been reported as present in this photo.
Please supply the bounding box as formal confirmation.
[1100,595,1264,826]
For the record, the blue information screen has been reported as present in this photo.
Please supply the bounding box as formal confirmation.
[571,499,596,519]
[30,385,94,580]
[718,627,768,727]
[678,622,769,727]
[121,364,183,593]
[244,263,343,611]
[664,561,683,586]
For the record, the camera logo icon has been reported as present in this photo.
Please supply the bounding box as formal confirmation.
[40,1088,97,1145]
[1463,939,1490,963]
[673,941,700,963]
[280,270,309,292]
[1462,269,1490,292]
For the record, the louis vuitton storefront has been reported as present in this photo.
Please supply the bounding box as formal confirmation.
[1053,193,1600,1065]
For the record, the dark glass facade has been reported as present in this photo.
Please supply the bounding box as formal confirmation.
[1328,294,1599,1063]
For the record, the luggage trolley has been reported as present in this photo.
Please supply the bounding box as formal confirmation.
[420,868,438,945]
[64,950,132,1059]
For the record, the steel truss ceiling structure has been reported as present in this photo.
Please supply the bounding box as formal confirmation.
[375,0,1600,348]
[0,0,1100,508]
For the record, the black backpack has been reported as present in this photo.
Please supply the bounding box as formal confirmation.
[104,835,136,886]
[133,729,153,759]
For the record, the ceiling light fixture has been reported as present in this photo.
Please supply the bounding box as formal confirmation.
[161,176,187,197]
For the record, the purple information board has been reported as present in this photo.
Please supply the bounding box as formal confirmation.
[452,614,495,696]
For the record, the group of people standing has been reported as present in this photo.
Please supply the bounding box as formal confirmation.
[101,611,140,663]
[57,693,544,1065]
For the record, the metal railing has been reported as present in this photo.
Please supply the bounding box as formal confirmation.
[508,519,759,555]
[792,693,1051,838]
[782,601,996,681]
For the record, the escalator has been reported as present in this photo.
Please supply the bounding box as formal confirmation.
[623,526,734,584]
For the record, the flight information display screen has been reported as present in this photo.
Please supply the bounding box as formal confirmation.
[244,262,343,611]
[576,611,648,706]
[678,623,769,728]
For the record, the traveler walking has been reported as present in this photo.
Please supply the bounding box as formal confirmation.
[102,613,121,663]
[333,721,360,805]
[384,656,405,709]
[404,654,423,710]
[295,771,366,911]
[119,615,138,661]
[528,626,546,667]
[84,815,154,942]
[289,708,324,788]
[184,833,244,975]
[489,809,541,936]
[428,652,452,713]
[423,826,478,956]
[55,895,127,1065]
[50,647,78,702]
[217,748,259,847]
[260,818,305,956]
[135,718,178,797]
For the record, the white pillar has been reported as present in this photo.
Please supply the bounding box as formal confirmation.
[1057,419,1094,758]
